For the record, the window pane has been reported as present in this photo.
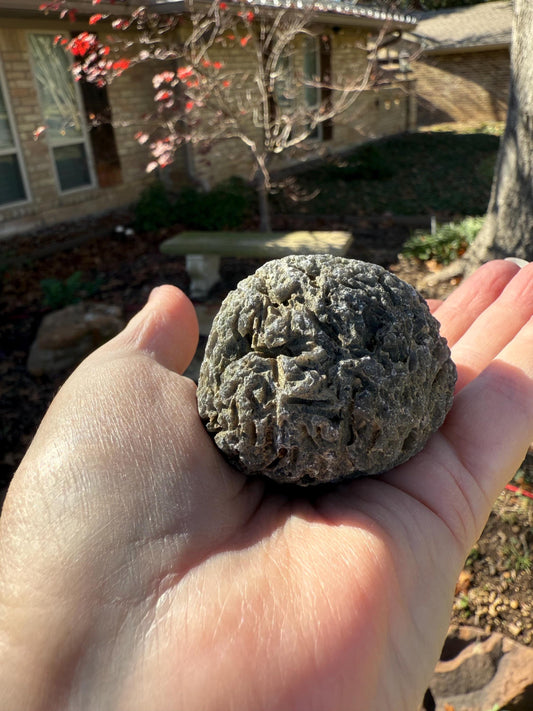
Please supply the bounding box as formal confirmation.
[53,143,91,191]
[303,36,319,109]
[274,54,294,111]
[0,153,26,205]
[29,34,84,141]
[0,83,14,150]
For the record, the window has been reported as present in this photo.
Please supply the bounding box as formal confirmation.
[273,34,333,143]
[0,65,28,207]
[79,79,122,187]
[303,34,333,141]
[29,33,94,192]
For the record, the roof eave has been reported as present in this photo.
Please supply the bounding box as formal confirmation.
[423,40,510,55]
[0,0,138,17]
[0,0,416,30]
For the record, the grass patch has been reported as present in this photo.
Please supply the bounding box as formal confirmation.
[274,131,500,217]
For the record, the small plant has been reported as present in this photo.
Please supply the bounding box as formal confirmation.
[401,216,484,266]
[503,536,532,573]
[40,271,103,309]
[465,545,481,567]
[455,592,472,619]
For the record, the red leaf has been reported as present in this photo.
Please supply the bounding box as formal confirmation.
[246,11,254,21]
[240,36,250,47]
[69,33,97,57]
[219,1,227,8]
[213,61,223,70]
[112,19,130,30]
[177,66,194,80]
[134,132,149,145]
[185,100,194,112]
[113,58,130,70]
[89,14,103,24]
[155,89,172,101]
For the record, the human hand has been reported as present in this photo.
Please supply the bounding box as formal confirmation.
[1,260,532,711]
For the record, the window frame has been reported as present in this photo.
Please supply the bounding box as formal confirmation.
[0,59,31,208]
[273,35,327,143]
[302,34,324,142]
[27,31,97,195]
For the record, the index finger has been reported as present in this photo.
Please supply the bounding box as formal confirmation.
[431,260,520,347]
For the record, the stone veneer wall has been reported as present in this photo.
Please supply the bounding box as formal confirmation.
[414,48,509,126]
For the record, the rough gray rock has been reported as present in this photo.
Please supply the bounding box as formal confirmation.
[197,255,456,485]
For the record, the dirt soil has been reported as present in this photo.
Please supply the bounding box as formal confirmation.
[1,210,531,647]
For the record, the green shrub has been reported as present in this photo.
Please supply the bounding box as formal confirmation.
[134,177,254,233]
[134,181,175,232]
[174,177,254,230]
[40,271,103,309]
[401,216,484,265]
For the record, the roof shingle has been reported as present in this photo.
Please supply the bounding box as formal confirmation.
[409,0,512,52]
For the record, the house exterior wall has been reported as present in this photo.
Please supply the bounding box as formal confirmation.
[413,48,509,126]
[0,13,414,238]
[191,25,415,187]
[0,18,185,238]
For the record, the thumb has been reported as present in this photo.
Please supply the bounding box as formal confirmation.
[100,285,199,374]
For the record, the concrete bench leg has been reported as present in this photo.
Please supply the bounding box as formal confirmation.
[185,254,221,300]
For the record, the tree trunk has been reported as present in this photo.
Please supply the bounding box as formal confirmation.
[255,167,272,233]
[464,0,533,270]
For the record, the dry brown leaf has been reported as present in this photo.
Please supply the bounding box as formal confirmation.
[455,569,472,596]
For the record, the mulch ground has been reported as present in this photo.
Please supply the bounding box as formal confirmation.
[0,210,531,647]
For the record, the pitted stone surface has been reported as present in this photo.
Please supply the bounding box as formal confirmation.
[197,255,456,485]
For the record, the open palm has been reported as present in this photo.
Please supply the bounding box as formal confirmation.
[1,260,532,711]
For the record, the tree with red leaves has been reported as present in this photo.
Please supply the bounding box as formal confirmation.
[44,0,405,230]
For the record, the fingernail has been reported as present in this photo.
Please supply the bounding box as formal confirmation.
[504,258,529,268]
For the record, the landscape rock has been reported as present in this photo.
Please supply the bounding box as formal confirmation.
[27,302,124,376]
[197,255,456,485]
[430,626,533,711]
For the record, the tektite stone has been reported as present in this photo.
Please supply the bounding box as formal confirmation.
[197,255,456,485]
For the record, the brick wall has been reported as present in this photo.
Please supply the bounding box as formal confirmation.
[414,48,509,126]
[192,25,415,187]
[0,16,415,238]
[0,21,174,238]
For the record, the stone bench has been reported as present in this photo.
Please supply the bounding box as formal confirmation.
[160,230,353,299]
